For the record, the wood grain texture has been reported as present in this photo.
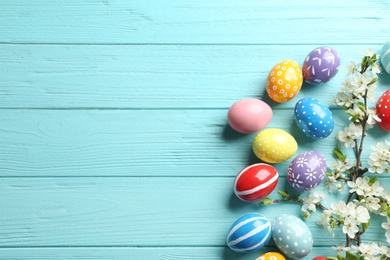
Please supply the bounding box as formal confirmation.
[1,109,389,177]
[0,247,338,260]
[0,0,389,44]
[1,0,390,259]
[1,44,390,109]
[0,177,387,250]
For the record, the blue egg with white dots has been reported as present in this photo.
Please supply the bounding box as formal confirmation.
[272,214,313,259]
[294,97,334,139]
[226,213,272,253]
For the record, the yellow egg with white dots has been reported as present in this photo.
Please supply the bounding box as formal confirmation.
[252,128,297,164]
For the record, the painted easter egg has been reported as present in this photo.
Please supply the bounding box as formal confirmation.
[294,97,334,139]
[257,252,286,260]
[228,98,273,134]
[234,163,278,202]
[252,128,298,164]
[287,151,327,192]
[381,41,390,74]
[376,89,390,132]
[312,257,327,260]
[272,214,313,259]
[227,213,272,253]
[303,46,340,85]
[266,60,303,103]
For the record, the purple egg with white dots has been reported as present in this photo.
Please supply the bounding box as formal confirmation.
[303,46,340,85]
[287,151,327,192]
[294,97,334,139]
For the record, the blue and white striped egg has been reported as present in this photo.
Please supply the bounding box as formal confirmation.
[272,214,313,259]
[227,213,272,253]
[294,97,334,139]
[381,41,390,75]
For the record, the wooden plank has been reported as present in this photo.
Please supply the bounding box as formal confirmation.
[2,109,389,177]
[0,247,343,259]
[0,177,387,248]
[0,0,389,44]
[1,44,390,109]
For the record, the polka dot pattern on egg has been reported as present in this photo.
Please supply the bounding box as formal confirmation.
[376,89,390,132]
[252,128,298,164]
[266,60,303,103]
[272,214,313,258]
[294,97,334,139]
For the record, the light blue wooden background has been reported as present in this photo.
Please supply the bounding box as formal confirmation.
[1,0,390,259]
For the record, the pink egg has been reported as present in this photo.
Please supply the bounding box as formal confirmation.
[228,98,273,134]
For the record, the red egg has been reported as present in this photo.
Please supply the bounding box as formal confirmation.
[376,89,390,132]
[312,257,327,260]
[234,163,278,202]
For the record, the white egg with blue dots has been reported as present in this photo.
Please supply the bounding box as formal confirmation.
[272,214,313,259]
[294,97,334,139]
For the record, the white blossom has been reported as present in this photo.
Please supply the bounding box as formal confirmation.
[347,176,370,196]
[382,220,390,245]
[343,216,360,238]
[368,140,390,174]
[355,205,370,223]
[337,123,363,148]
[353,242,381,259]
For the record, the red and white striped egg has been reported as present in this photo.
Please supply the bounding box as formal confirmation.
[234,163,278,202]
[376,89,390,132]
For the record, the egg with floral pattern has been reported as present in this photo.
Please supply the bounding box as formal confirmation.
[266,60,303,103]
[376,89,390,132]
[227,213,272,253]
[272,214,313,259]
[257,252,286,260]
[294,97,334,139]
[287,151,327,192]
[252,128,298,164]
[303,46,340,85]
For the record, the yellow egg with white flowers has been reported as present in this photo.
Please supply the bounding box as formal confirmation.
[252,128,297,164]
[266,60,303,103]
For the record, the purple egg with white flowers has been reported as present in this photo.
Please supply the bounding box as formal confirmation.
[287,151,327,192]
[294,97,334,139]
[303,46,340,85]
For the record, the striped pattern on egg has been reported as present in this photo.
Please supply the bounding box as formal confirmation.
[234,163,278,202]
[227,213,272,253]
[381,41,390,75]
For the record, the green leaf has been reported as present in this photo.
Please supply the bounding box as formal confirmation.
[362,55,369,65]
[367,77,377,86]
[327,257,338,260]
[333,148,347,161]
[277,190,290,198]
[357,102,366,112]
[337,253,345,260]
[262,198,273,206]
[346,251,360,260]
[369,177,378,185]
[362,220,370,230]
[381,202,388,211]
[386,207,390,217]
